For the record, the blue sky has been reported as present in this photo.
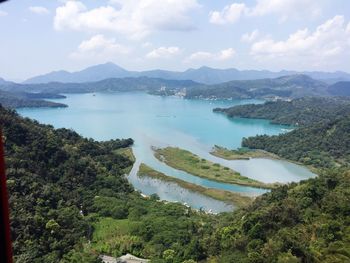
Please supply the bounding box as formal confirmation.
[0,0,350,81]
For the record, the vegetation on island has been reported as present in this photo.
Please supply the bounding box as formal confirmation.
[210,145,279,160]
[214,96,350,126]
[138,163,253,208]
[153,147,276,189]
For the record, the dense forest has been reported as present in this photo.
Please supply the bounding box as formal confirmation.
[328,81,350,96]
[1,106,215,262]
[211,167,350,263]
[221,97,350,168]
[1,103,350,262]
[0,90,67,108]
[242,115,350,168]
[214,97,350,126]
[185,75,329,100]
[0,77,201,94]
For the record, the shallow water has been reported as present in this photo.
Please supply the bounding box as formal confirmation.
[18,92,315,213]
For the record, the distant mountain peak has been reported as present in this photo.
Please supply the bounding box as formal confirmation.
[23,62,350,85]
[277,74,313,80]
[0,77,14,86]
[198,66,212,70]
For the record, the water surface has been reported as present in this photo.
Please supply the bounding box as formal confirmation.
[18,92,315,212]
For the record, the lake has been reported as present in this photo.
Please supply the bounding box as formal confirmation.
[18,92,315,213]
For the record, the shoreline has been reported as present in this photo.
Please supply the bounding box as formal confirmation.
[210,145,319,175]
[153,146,277,189]
[210,145,281,160]
[137,163,254,208]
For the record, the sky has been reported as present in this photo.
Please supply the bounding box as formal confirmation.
[0,0,350,81]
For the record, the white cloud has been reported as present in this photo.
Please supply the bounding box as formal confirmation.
[241,30,259,43]
[248,0,321,19]
[218,48,236,60]
[0,10,8,17]
[54,0,199,39]
[209,3,246,25]
[210,0,321,25]
[250,15,350,69]
[186,48,236,62]
[142,42,153,49]
[187,51,213,62]
[70,34,130,60]
[146,46,181,59]
[29,6,50,15]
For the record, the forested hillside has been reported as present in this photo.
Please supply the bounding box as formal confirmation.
[242,115,350,168]
[2,105,350,262]
[328,81,350,96]
[1,106,215,262]
[1,77,201,94]
[0,90,67,108]
[215,97,350,167]
[2,106,133,261]
[186,75,328,100]
[210,167,350,263]
[214,97,350,126]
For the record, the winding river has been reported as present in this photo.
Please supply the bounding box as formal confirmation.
[18,92,315,213]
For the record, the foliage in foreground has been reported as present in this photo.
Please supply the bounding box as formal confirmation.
[209,168,350,262]
[2,105,350,263]
[1,106,214,263]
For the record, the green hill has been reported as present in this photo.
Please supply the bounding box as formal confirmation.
[1,106,213,262]
[186,75,328,100]
[0,90,67,108]
[209,167,350,263]
[2,105,350,262]
[328,81,350,96]
[242,115,350,168]
[2,77,201,94]
[214,97,350,126]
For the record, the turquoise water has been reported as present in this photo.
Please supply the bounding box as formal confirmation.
[18,92,315,213]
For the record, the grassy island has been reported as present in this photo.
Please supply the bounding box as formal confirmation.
[138,163,253,208]
[210,145,279,160]
[153,146,276,189]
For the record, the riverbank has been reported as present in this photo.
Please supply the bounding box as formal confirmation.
[211,145,319,176]
[153,147,277,189]
[116,147,135,173]
[210,145,280,160]
[138,163,253,208]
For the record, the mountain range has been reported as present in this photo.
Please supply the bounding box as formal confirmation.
[184,74,330,99]
[2,77,201,94]
[2,74,350,101]
[23,62,350,85]
[0,77,14,86]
